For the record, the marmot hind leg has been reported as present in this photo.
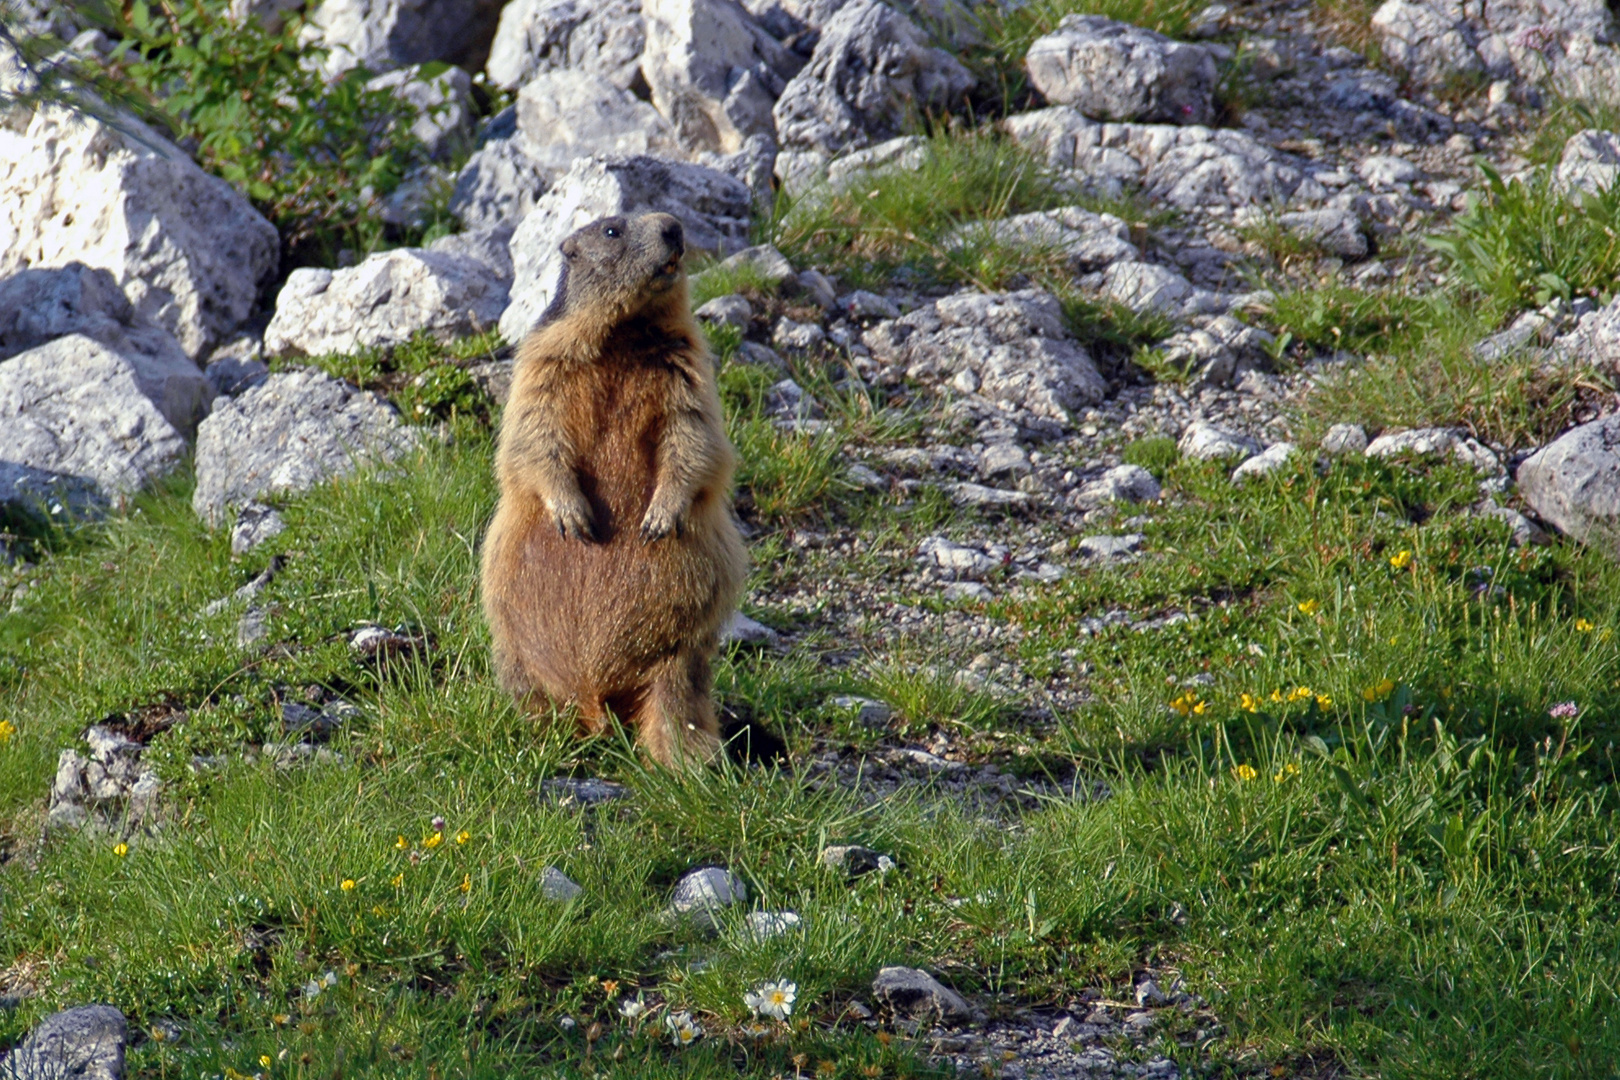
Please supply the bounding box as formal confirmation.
[630,649,722,768]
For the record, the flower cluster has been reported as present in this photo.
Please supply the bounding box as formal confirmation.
[1362,678,1396,702]
[1549,701,1580,720]
[744,980,797,1020]
[1168,692,1207,717]
[665,1011,703,1046]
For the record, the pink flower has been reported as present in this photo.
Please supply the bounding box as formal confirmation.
[1549,701,1579,720]
[431,815,446,832]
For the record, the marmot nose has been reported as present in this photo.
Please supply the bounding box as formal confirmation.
[662,219,685,257]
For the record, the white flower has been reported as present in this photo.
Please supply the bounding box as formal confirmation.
[302,979,322,1000]
[619,999,646,1020]
[321,970,337,987]
[664,1010,703,1046]
[743,979,797,1020]
[740,1020,772,1040]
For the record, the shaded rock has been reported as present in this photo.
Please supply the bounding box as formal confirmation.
[230,0,305,33]
[772,0,974,163]
[1178,420,1260,461]
[722,611,780,645]
[1078,533,1144,559]
[841,290,901,321]
[773,318,826,351]
[1025,14,1217,125]
[1101,261,1192,314]
[1555,129,1620,198]
[0,263,211,435]
[872,966,972,1023]
[0,99,279,360]
[946,482,1030,509]
[500,155,753,341]
[720,243,798,283]
[979,442,1032,478]
[642,0,802,154]
[515,71,684,172]
[948,206,1138,274]
[541,776,630,805]
[367,63,475,160]
[795,269,837,309]
[264,249,508,357]
[306,0,505,75]
[820,843,896,876]
[1321,423,1369,454]
[1074,463,1161,504]
[1478,501,1549,546]
[0,1005,126,1080]
[1321,69,1453,142]
[429,226,516,287]
[0,335,188,514]
[695,293,753,329]
[192,369,419,526]
[670,866,748,929]
[47,725,160,834]
[230,502,287,555]
[1517,417,1620,553]
[485,0,646,91]
[1277,207,1367,259]
[448,135,551,233]
[1231,441,1295,482]
[540,866,584,901]
[827,696,893,728]
[1358,153,1421,190]
[697,132,780,206]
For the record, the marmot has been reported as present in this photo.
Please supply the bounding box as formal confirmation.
[481,212,748,768]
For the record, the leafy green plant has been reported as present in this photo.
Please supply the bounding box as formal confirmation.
[114,0,426,267]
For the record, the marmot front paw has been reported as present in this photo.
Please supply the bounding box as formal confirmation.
[638,502,686,542]
[552,499,596,541]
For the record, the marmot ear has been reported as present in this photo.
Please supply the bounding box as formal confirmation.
[561,238,579,260]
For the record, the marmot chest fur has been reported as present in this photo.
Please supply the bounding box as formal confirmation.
[480,212,747,767]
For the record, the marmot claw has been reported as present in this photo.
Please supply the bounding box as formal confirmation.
[554,503,595,541]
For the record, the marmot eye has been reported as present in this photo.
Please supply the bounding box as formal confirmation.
[604,226,621,238]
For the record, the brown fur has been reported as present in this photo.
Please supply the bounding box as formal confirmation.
[480,213,747,767]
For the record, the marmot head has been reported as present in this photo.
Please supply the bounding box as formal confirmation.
[547,212,688,327]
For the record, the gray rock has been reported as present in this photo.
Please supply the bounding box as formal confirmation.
[841,290,901,321]
[1475,307,1559,362]
[1517,417,1620,553]
[1321,423,1369,455]
[1357,153,1421,190]
[1231,441,1295,482]
[448,135,551,233]
[1369,0,1619,91]
[697,132,779,207]
[947,482,1031,509]
[1101,261,1192,314]
[230,503,287,556]
[979,442,1032,478]
[0,263,212,435]
[1555,129,1620,198]
[1277,207,1368,259]
[917,535,1007,579]
[815,134,929,195]
[0,335,189,513]
[192,369,419,526]
[486,0,645,91]
[720,243,797,284]
[515,71,684,173]
[1478,502,1549,546]
[236,607,268,647]
[541,776,630,805]
[263,249,509,357]
[1364,427,1458,458]
[1078,533,1144,559]
[366,64,475,160]
[670,866,748,929]
[1321,69,1453,142]
[1178,420,1260,461]
[695,293,753,329]
[772,0,974,160]
[772,318,826,351]
[0,1005,126,1080]
[47,725,162,834]
[499,155,753,342]
[743,910,802,939]
[1075,463,1161,504]
[0,101,279,360]
[204,346,270,400]
[820,843,896,875]
[641,0,801,154]
[1153,328,1237,387]
[306,0,505,75]
[942,581,992,601]
[871,966,972,1023]
[429,226,516,287]
[795,269,837,309]
[827,696,892,728]
[1025,15,1217,125]
[722,611,780,645]
[948,205,1138,274]
[230,0,305,32]
[540,865,584,901]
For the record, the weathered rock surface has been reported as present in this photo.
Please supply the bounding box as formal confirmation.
[669,866,748,929]
[1369,0,1620,92]
[449,131,552,233]
[1319,68,1454,142]
[1178,420,1261,461]
[192,370,419,526]
[1554,129,1620,198]
[366,63,476,160]
[514,71,684,172]
[642,0,801,154]
[1517,417,1620,554]
[0,1005,127,1080]
[1232,441,1295,482]
[485,0,646,91]
[772,0,973,171]
[949,206,1139,274]
[0,100,279,360]
[1277,206,1368,259]
[48,725,161,833]
[1101,260,1193,314]
[429,226,516,287]
[863,289,1107,425]
[1025,15,1218,125]
[0,335,189,513]
[500,155,752,341]
[0,263,212,434]
[306,0,505,75]
[871,966,973,1023]
[264,248,508,357]
[1074,463,1161,504]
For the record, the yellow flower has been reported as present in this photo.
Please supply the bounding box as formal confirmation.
[601,979,619,996]
[1240,693,1259,713]
[1362,678,1396,702]
[1389,549,1412,570]
[271,1014,290,1027]
[390,873,404,888]
[1286,685,1313,703]
[1576,618,1596,633]
[1315,693,1333,708]
[0,720,15,743]
[113,843,128,857]
[422,832,443,849]
[340,879,356,892]
[1269,689,1284,703]
[1169,692,1205,717]
[259,1056,273,1068]
[1273,762,1301,782]
[458,874,471,894]
[1231,764,1258,782]
[394,835,407,850]
[370,905,387,917]
[1298,599,1320,615]
[455,830,471,845]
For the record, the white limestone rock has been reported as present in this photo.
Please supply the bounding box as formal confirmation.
[1025,14,1218,125]
[515,71,685,172]
[485,0,646,91]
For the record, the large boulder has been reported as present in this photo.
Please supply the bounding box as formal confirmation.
[862,289,1107,424]
[0,263,211,434]
[306,0,505,74]
[499,154,752,341]
[1554,129,1620,198]
[1025,15,1218,125]
[449,128,552,233]
[641,0,802,154]
[515,71,685,172]
[0,335,189,514]
[0,1005,127,1080]
[771,0,973,177]
[0,101,279,361]
[1370,0,1620,93]
[192,369,419,525]
[263,248,509,357]
[1517,417,1620,554]
[484,0,646,91]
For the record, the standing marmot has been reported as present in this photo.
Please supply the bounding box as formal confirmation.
[481,212,747,767]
